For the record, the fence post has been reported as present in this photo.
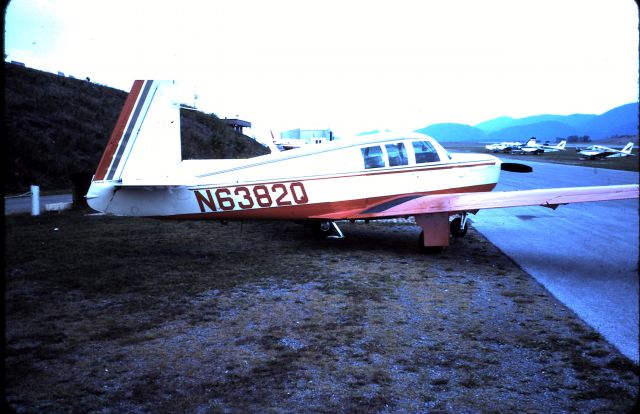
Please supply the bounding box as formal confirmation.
[31,185,40,216]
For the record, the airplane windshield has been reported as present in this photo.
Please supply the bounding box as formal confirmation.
[413,141,440,163]
[361,145,385,169]
[385,143,408,167]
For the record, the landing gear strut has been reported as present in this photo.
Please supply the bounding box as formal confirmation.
[313,221,345,239]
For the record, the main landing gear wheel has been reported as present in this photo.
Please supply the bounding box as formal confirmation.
[418,231,445,254]
[312,221,345,239]
[312,221,332,235]
[450,217,469,238]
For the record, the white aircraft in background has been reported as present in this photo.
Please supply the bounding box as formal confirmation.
[577,142,635,160]
[484,141,522,153]
[86,81,638,252]
[268,131,305,152]
[514,138,567,154]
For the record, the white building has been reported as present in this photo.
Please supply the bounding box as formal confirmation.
[280,128,334,145]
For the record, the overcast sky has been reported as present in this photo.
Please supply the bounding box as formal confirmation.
[4,0,639,142]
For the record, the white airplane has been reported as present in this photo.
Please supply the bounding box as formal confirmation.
[484,141,522,153]
[268,131,305,152]
[86,81,638,252]
[514,138,567,154]
[577,142,635,160]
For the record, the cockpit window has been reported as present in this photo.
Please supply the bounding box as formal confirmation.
[385,143,408,167]
[413,141,440,163]
[361,145,385,169]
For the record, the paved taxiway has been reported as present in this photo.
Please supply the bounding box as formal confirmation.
[470,160,639,362]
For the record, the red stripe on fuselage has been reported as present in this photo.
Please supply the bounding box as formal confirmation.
[94,80,145,181]
[165,183,496,221]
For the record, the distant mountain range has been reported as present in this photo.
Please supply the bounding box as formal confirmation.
[414,102,638,142]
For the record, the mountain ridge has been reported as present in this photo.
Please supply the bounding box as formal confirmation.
[415,102,638,142]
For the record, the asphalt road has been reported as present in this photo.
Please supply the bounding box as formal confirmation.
[470,159,639,362]
[4,194,73,215]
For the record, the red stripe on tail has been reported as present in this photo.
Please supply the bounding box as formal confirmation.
[94,80,145,180]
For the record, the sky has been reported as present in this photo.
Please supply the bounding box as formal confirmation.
[4,0,639,143]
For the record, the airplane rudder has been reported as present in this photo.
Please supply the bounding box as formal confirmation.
[93,80,148,181]
[118,80,182,181]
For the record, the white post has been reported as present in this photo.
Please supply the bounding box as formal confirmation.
[31,185,40,216]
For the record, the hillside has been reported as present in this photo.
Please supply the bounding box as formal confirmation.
[473,116,517,134]
[579,103,639,139]
[416,103,638,142]
[487,121,578,141]
[414,123,485,142]
[475,113,596,134]
[4,63,269,193]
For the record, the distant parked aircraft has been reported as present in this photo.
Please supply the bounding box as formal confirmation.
[484,141,522,153]
[577,142,635,160]
[513,138,567,154]
[268,130,329,152]
[268,130,305,152]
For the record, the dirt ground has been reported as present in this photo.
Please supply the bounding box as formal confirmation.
[4,212,639,413]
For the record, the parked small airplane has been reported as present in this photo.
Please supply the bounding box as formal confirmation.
[577,142,635,160]
[513,138,567,154]
[269,130,332,152]
[86,81,638,251]
[484,141,522,153]
[268,131,305,152]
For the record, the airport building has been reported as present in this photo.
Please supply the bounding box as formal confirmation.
[223,118,252,134]
[280,128,334,145]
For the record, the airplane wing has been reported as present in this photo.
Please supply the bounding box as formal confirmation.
[311,184,639,220]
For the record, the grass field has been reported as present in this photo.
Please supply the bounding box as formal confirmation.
[4,211,638,412]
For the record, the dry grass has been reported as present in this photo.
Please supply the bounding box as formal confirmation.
[4,211,639,413]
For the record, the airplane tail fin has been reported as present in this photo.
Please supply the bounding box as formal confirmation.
[622,142,634,154]
[525,137,536,147]
[93,80,181,183]
[267,130,282,153]
[556,140,566,150]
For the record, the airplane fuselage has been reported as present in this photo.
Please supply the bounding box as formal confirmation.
[87,134,501,220]
[85,80,638,250]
